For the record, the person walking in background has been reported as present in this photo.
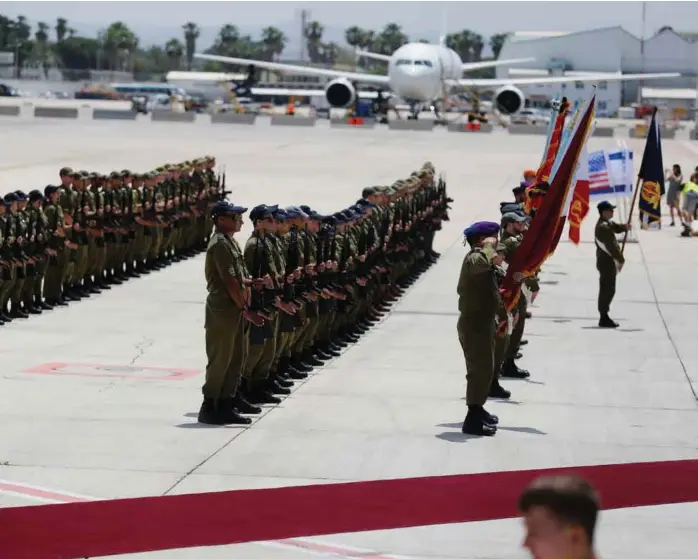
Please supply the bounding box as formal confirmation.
[664,164,683,227]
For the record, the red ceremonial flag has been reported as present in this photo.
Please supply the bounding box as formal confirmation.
[568,146,591,245]
[501,95,596,312]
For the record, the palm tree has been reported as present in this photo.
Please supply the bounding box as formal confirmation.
[489,33,510,59]
[260,26,286,61]
[34,21,50,76]
[165,38,184,70]
[102,21,138,71]
[376,23,408,54]
[304,20,324,63]
[182,21,199,71]
[55,17,68,42]
[345,26,362,48]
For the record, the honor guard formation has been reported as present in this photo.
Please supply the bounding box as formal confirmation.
[0,157,226,323]
[457,171,629,437]
[199,162,452,426]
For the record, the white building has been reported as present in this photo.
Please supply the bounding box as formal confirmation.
[497,26,698,116]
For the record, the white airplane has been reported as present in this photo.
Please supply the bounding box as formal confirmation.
[192,41,680,119]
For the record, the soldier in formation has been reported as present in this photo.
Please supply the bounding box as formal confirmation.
[198,161,452,425]
[0,157,226,324]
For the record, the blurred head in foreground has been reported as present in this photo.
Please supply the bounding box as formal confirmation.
[519,475,600,559]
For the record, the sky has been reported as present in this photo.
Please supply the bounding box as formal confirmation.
[2,1,698,55]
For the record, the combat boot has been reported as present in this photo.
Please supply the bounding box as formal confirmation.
[267,378,291,396]
[1,303,12,322]
[598,314,619,328]
[461,407,497,437]
[302,349,323,367]
[219,405,253,425]
[274,374,294,389]
[38,298,54,311]
[291,354,313,372]
[501,359,530,379]
[9,303,29,319]
[246,387,282,405]
[482,408,499,425]
[25,302,42,315]
[197,398,226,425]
[489,380,511,400]
[232,393,262,415]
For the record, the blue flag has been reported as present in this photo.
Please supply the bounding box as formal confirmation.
[637,108,664,229]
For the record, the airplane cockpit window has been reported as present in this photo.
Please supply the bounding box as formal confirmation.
[414,60,434,67]
[395,59,412,66]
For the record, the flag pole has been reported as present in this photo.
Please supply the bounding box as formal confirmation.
[621,176,643,254]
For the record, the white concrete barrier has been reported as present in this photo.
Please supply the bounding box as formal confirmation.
[330,118,377,129]
[150,110,196,123]
[447,122,494,133]
[34,107,78,119]
[270,115,317,127]
[388,120,435,131]
[592,127,614,137]
[93,109,137,121]
[0,105,20,117]
[508,125,548,135]
[210,112,258,125]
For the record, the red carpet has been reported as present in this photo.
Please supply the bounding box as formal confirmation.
[2,459,698,559]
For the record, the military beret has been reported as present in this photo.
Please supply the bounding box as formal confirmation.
[109,171,120,179]
[512,184,527,195]
[362,187,377,198]
[121,169,131,176]
[44,185,60,197]
[59,166,73,177]
[28,189,44,202]
[285,206,308,219]
[273,208,288,221]
[322,215,338,226]
[463,221,500,240]
[500,202,523,215]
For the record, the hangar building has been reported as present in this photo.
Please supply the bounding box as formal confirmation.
[496,26,698,116]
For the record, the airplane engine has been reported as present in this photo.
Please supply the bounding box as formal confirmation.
[494,85,525,115]
[325,78,356,108]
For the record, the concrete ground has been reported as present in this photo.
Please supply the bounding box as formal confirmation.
[0,119,697,558]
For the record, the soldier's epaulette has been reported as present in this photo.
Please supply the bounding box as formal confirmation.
[208,233,225,250]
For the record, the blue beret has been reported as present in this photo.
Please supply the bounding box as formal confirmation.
[4,192,18,203]
[333,212,347,224]
[500,202,525,215]
[44,185,60,197]
[273,208,287,221]
[299,205,312,214]
[322,215,338,226]
[14,190,27,201]
[463,221,500,239]
[28,189,44,202]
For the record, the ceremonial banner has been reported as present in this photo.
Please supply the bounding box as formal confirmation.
[568,145,591,244]
[535,99,570,184]
[501,94,596,312]
[637,108,664,229]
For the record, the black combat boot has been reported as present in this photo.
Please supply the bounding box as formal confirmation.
[267,377,291,396]
[489,380,511,400]
[246,386,282,405]
[501,359,530,379]
[233,393,262,415]
[302,349,323,367]
[598,314,619,328]
[197,398,224,425]
[9,303,29,319]
[461,406,497,437]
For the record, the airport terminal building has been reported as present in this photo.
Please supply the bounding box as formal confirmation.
[496,26,698,116]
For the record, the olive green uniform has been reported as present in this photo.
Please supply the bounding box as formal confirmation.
[456,241,499,406]
[203,232,249,402]
[595,218,626,316]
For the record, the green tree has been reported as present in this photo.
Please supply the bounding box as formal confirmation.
[33,21,51,75]
[165,38,184,70]
[304,20,324,62]
[489,33,510,59]
[375,23,408,54]
[182,21,199,71]
[260,26,286,61]
[345,26,363,49]
[102,21,138,71]
[55,17,68,42]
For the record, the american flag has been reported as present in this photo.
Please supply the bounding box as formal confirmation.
[588,150,611,191]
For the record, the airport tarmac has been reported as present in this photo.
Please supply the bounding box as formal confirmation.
[1,119,698,559]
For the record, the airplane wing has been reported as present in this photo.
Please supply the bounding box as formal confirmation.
[249,87,386,99]
[358,50,392,63]
[456,72,681,88]
[193,53,390,85]
[462,58,536,72]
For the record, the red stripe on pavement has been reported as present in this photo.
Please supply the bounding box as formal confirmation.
[279,539,397,558]
[2,459,698,559]
[0,482,90,503]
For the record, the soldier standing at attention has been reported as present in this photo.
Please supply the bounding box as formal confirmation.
[199,201,260,426]
[457,221,521,436]
[595,201,629,328]
[43,185,70,307]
